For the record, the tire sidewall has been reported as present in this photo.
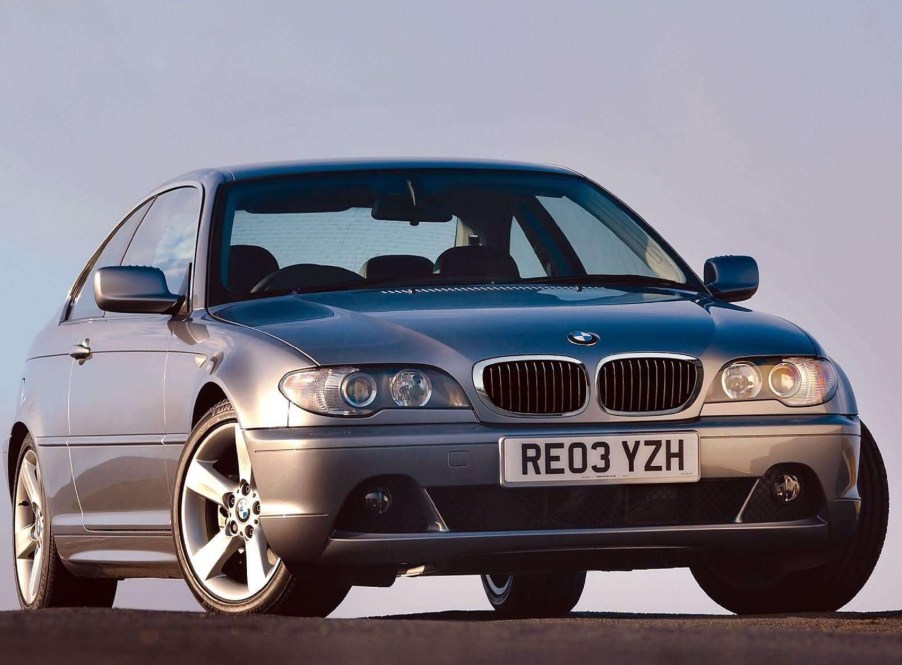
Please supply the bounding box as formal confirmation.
[691,423,889,614]
[482,574,513,607]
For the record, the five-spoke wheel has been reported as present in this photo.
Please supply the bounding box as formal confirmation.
[179,420,279,601]
[12,436,117,609]
[14,448,45,605]
[173,400,349,615]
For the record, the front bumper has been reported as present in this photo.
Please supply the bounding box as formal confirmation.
[246,414,860,573]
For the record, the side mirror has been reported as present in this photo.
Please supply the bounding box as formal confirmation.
[704,255,759,303]
[94,266,182,314]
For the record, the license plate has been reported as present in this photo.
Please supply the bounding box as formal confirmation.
[500,433,700,487]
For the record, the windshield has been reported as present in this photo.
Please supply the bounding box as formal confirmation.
[208,169,699,305]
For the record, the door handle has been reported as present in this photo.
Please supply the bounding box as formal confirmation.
[70,339,91,360]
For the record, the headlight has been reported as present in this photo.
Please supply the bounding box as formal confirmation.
[390,369,432,407]
[708,357,837,407]
[280,367,360,416]
[280,366,468,416]
[772,358,837,406]
[721,362,762,399]
[341,372,378,408]
[768,362,801,398]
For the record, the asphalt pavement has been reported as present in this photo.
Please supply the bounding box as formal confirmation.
[1,608,900,664]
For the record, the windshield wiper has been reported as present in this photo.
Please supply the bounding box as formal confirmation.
[517,274,702,291]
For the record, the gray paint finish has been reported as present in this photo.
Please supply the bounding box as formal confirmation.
[4,161,865,587]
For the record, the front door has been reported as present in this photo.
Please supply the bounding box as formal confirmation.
[66,186,202,531]
[66,316,172,530]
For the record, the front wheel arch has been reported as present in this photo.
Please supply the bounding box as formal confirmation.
[7,422,30,498]
[191,383,230,430]
[691,420,888,614]
[172,399,349,616]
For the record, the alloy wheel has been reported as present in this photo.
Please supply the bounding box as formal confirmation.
[179,422,280,602]
[14,449,45,605]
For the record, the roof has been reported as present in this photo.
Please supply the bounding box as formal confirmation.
[172,158,581,185]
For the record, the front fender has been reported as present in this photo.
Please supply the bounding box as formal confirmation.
[827,355,858,415]
[167,314,316,433]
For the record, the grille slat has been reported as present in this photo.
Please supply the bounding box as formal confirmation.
[616,360,622,411]
[628,361,634,411]
[546,361,554,414]
[670,359,676,408]
[514,363,522,413]
[653,359,660,411]
[482,358,588,415]
[598,356,700,414]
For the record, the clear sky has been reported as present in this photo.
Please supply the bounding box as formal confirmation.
[1,1,899,615]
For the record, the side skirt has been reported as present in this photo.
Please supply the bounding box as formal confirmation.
[55,533,181,579]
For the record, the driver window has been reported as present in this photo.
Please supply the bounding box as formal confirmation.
[68,199,152,321]
[122,187,202,295]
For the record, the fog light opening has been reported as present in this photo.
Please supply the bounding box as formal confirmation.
[363,487,392,515]
[772,473,802,503]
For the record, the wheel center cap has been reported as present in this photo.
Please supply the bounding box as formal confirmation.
[236,498,251,522]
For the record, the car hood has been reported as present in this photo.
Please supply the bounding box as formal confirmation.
[211,286,818,369]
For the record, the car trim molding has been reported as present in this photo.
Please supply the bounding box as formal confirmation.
[594,352,703,417]
[473,355,590,418]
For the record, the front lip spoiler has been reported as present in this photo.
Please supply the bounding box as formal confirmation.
[315,518,828,566]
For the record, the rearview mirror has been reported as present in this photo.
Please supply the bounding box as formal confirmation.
[371,194,452,223]
[704,255,759,303]
[94,266,182,314]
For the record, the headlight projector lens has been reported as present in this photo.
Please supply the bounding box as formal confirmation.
[390,369,433,407]
[721,361,762,399]
[341,372,378,408]
[769,362,802,398]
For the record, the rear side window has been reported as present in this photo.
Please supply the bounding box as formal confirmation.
[68,199,152,321]
[122,187,202,294]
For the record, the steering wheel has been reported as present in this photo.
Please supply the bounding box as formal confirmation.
[251,263,365,294]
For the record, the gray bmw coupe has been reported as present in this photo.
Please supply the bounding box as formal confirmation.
[5,160,888,617]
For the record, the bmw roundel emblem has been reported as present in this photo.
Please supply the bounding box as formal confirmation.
[567,331,599,346]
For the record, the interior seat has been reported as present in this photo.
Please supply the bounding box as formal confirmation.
[434,246,520,280]
[360,254,435,281]
[229,245,279,293]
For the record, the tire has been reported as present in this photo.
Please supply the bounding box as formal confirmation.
[691,422,889,614]
[12,436,117,609]
[172,400,350,616]
[482,571,586,618]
